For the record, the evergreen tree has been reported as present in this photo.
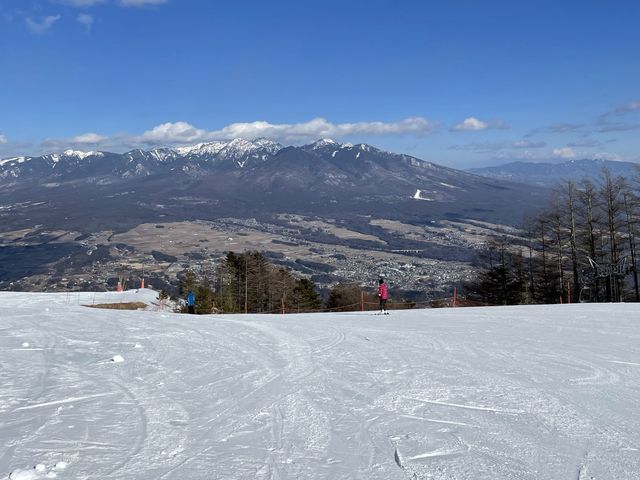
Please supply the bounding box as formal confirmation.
[212,250,321,313]
[326,283,362,312]
[291,278,322,312]
[179,270,197,297]
[195,277,215,314]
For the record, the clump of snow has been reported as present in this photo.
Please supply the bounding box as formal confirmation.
[8,468,37,480]
[110,355,125,363]
[8,462,62,480]
[21,342,29,348]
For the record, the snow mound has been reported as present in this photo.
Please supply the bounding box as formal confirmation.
[8,462,66,480]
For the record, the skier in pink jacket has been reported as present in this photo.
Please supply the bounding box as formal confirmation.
[378,277,388,314]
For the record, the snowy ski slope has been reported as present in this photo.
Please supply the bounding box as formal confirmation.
[1,289,639,479]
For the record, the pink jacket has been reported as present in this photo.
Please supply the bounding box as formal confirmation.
[378,283,388,300]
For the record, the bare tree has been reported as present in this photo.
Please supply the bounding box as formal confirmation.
[600,169,624,301]
[622,183,640,301]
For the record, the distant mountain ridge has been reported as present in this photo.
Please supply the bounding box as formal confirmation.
[0,139,547,235]
[469,159,639,187]
[0,137,285,178]
[0,139,551,293]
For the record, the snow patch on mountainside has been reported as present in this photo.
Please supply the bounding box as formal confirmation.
[311,138,338,149]
[413,189,434,201]
[0,157,29,167]
[171,138,283,164]
[174,141,227,157]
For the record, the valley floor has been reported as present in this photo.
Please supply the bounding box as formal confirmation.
[0,290,639,479]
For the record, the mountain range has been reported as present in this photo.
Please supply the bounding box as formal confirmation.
[0,138,544,232]
[469,159,638,187]
[0,139,547,293]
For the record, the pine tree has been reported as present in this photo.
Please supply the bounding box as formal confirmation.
[326,283,362,311]
[291,278,322,312]
[195,277,215,314]
[212,250,321,313]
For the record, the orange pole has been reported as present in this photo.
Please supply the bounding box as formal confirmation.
[361,291,364,311]
[140,278,145,289]
[453,287,457,307]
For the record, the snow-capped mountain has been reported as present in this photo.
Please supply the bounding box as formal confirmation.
[0,138,546,235]
[0,138,285,180]
[173,141,227,158]
[170,138,283,167]
[0,139,549,294]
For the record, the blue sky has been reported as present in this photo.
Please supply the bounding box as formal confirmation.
[1,0,639,168]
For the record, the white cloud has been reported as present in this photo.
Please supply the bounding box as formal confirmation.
[72,132,107,144]
[450,139,546,153]
[0,134,7,144]
[451,117,487,132]
[512,140,545,149]
[118,0,168,6]
[138,117,439,145]
[140,122,207,144]
[51,0,167,8]
[53,0,105,6]
[25,15,62,34]
[76,13,94,30]
[615,101,640,114]
[450,117,508,132]
[592,152,622,161]
[549,123,584,133]
[26,117,439,155]
[567,139,601,148]
[598,122,640,133]
[552,147,577,159]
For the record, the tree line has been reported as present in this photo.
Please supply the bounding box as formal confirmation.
[177,251,322,314]
[175,251,419,314]
[465,168,640,305]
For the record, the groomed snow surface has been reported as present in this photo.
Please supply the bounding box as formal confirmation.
[1,290,639,479]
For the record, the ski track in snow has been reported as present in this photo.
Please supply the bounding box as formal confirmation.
[1,291,640,479]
